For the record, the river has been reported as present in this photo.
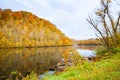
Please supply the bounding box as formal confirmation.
[0,45,98,79]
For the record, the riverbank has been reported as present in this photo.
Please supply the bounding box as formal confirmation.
[0,45,73,49]
[43,50,120,80]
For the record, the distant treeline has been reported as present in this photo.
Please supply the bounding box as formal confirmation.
[78,39,101,45]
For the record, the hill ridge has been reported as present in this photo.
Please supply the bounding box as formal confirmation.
[0,9,72,48]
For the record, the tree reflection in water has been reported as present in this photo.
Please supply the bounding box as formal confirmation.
[0,47,72,79]
[0,45,97,79]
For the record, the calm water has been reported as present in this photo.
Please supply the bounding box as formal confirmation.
[0,45,97,79]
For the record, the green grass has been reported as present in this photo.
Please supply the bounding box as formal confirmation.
[96,47,120,55]
[43,52,120,80]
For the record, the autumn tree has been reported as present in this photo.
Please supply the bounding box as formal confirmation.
[87,0,120,50]
[0,9,72,48]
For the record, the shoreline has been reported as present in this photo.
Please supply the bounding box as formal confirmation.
[0,44,101,49]
[0,45,73,49]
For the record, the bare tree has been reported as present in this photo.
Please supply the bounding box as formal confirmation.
[87,0,120,50]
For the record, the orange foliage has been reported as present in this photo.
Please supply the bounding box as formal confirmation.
[0,8,72,48]
[62,49,71,62]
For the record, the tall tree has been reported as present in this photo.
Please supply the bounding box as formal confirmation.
[87,0,120,50]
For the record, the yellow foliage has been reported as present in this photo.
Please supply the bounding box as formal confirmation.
[0,9,72,48]
[78,39,101,45]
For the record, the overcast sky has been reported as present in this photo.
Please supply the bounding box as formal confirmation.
[0,0,119,40]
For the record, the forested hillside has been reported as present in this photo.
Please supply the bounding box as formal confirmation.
[0,9,72,48]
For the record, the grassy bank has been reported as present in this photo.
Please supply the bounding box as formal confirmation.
[43,50,120,80]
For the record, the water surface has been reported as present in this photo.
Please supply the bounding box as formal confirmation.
[0,45,97,79]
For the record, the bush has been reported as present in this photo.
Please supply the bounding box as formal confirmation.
[22,71,38,80]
